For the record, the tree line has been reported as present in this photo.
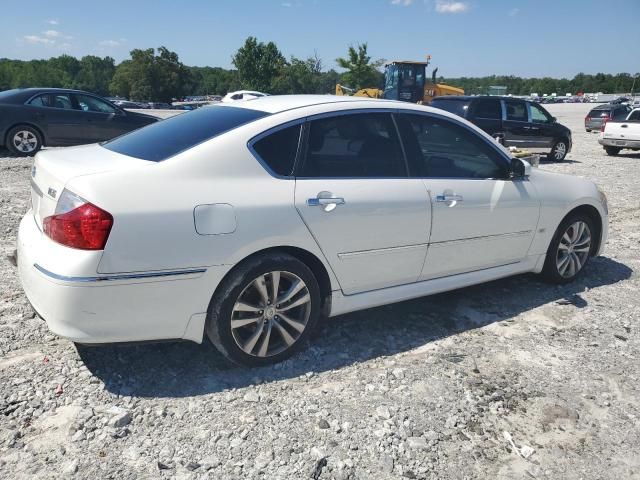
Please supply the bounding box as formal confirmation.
[0,37,637,102]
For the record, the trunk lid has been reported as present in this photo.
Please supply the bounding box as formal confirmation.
[602,120,640,141]
[30,144,151,228]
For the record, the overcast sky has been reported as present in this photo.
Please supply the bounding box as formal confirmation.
[1,0,639,77]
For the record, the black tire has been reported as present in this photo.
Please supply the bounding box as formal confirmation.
[548,139,569,161]
[6,125,43,156]
[604,146,621,156]
[205,253,321,366]
[541,213,595,284]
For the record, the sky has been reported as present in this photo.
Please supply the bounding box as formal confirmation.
[1,0,639,78]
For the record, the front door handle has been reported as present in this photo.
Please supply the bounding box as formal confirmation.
[621,124,628,128]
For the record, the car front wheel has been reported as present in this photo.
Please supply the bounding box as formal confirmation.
[206,253,321,366]
[6,125,43,156]
[542,213,595,284]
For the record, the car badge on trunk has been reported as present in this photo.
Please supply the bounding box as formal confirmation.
[48,188,57,199]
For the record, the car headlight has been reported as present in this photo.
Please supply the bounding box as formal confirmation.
[597,186,608,214]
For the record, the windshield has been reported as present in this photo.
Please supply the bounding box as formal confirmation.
[102,105,269,161]
[430,98,471,118]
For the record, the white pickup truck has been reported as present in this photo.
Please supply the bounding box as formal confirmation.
[599,108,640,155]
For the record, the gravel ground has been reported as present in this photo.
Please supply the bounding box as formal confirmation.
[1,103,639,480]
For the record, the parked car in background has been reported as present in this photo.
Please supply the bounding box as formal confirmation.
[112,100,147,109]
[430,95,572,161]
[0,88,158,155]
[585,104,631,132]
[17,95,608,366]
[221,90,269,102]
[147,102,173,109]
[599,108,640,155]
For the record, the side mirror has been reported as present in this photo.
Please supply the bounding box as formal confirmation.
[510,158,531,179]
[552,116,557,122]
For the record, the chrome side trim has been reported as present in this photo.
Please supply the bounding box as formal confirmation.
[429,230,533,247]
[338,243,428,260]
[33,264,206,283]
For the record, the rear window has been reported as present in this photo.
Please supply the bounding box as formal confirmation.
[589,109,610,117]
[102,105,269,161]
[430,99,470,118]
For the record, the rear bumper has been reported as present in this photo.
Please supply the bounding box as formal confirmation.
[598,138,640,149]
[17,212,229,344]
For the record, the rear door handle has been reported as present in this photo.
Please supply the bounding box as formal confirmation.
[621,124,628,128]
[436,194,463,202]
[307,197,345,206]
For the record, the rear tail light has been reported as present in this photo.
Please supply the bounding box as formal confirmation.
[600,117,609,132]
[43,189,113,250]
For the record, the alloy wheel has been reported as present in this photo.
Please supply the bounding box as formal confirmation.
[553,141,567,160]
[556,221,591,278]
[230,271,311,357]
[12,130,38,153]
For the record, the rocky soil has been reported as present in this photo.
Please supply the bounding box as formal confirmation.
[0,103,638,479]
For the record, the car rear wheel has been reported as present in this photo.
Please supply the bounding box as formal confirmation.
[548,139,568,161]
[604,146,621,156]
[206,253,321,366]
[542,213,594,284]
[6,125,43,156]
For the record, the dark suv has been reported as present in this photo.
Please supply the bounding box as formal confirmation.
[430,96,572,161]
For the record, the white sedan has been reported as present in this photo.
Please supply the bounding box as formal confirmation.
[17,95,608,366]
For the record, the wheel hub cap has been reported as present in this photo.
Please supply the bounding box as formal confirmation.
[556,221,591,278]
[230,271,311,357]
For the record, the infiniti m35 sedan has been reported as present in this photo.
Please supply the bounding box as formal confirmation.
[17,95,608,366]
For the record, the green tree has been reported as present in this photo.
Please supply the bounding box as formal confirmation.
[109,47,191,101]
[232,37,286,92]
[75,56,115,95]
[336,43,384,90]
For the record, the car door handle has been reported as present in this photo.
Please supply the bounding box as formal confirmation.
[307,197,345,206]
[436,194,463,202]
[621,124,628,128]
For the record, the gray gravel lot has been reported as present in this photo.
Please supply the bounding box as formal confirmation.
[0,103,639,479]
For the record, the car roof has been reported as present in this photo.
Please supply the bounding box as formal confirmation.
[227,94,399,114]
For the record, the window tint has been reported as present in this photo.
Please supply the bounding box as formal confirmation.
[28,95,51,107]
[397,113,508,179]
[472,98,501,119]
[51,94,73,110]
[252,124,301,176]
[505,100,527,121]
[613,107,629,120]
[589,108,609,118]
[300,113,406,178]
[75,94,117,113]
[430,98,470,118]
[103,105,269,162]
[530,103,551,123]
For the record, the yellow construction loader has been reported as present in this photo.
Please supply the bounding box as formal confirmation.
[335,59,463,104]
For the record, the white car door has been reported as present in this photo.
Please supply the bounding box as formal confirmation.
[294,111,431,295]
[396,112,540,280]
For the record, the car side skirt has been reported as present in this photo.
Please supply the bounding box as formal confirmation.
[329,254,543,317]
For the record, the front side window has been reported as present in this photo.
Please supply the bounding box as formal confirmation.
[252,124,301,177]
[505,100,528,122]
[530,103,552,123]
[472,98,502,119]
[299,113,406,178]
[628,110,640,121]
[397,113,509,179]
[75,94,117,114]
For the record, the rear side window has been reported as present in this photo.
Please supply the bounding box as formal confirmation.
[28,95,51,107]
[471,98,502,119]
[505,100,527,122]
[628,110,640,121]
[430,99,470,118]
[299,113,406,178]
[397,113,509,179]
[102,106,269,161]
[251,124,301,177]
